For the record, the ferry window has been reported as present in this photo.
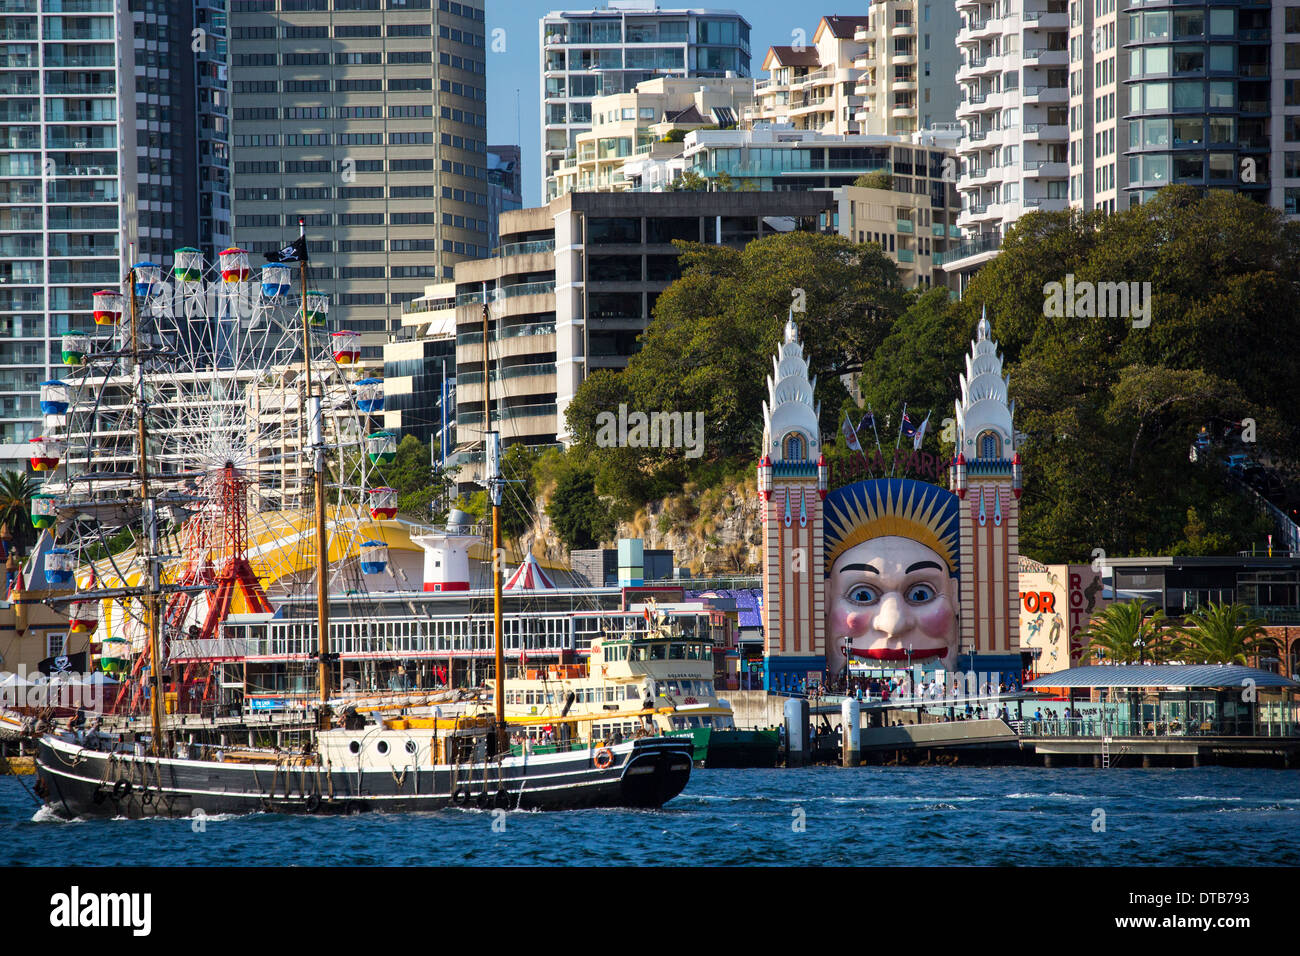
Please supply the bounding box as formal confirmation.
[377,741,389,755]
[703,646,712,659]
[626,686,639,700]
[349,741,360,753]
[405,740,417,754]
[669,644,685,659]
[650,644,667,660]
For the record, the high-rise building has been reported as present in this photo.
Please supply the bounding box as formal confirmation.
[1069,0,1127,214]
[540,1,752,199]
[487,144,521,251]
[0,1,231,456]
[449,190,836,491]
[133,0,232,263]
[227,0,490,363]
[746,11,961,138]
[941,0,1072,289]
[1122,1,1271,207]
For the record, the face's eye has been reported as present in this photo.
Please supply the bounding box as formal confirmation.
[906,583,936,604]
[846,584,877,605]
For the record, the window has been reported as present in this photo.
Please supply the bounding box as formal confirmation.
[979,431,999,459]
[783,432,806,461]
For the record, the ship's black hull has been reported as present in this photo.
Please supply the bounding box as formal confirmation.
[35,734,693,819]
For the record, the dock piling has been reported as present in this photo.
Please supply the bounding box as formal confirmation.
[841,698,861,767]
[784,697,809,767]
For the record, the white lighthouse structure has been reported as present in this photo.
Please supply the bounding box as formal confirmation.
[411,508,479,592]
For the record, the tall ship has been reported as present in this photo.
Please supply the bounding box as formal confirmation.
[26,239,693,817]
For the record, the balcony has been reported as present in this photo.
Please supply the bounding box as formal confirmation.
[1023,123,1069,141]
[933,232,1001,267]
[1022,86,1069,103]
[1023,160,1068,177]
[896,248,915,263]
[896,219,915,233]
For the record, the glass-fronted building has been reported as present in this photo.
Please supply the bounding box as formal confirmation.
[539,2,751,198]
[1123,0,1271,204]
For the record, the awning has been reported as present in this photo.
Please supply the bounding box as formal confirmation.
[1025,664,1300,690]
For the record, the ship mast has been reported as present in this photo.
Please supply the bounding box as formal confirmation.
[483,298,506,746]
[129,258,167,757]
[295,218,331,730]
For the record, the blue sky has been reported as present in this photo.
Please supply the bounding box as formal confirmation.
[485,1,856,206]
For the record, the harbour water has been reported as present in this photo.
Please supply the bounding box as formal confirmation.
[3,767,1295,867]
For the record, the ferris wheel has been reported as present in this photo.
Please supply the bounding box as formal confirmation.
[29,244,400,680]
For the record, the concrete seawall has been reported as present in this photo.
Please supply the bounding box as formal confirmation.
[720,691,789,730]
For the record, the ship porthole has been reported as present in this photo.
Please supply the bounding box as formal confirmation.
[349,741,360,754]
[377,740,390,755]
[405,740,417,754]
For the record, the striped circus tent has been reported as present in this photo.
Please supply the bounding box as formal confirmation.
[504,553,557,591]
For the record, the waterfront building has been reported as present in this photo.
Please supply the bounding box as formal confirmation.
[227,0,489,364]
[0,0,230,458]
[539,1,752,198]
[449,190,836,490]
[747,11,960,138]
[549,74,755,196]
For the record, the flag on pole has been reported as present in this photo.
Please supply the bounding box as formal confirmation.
[841,413,862,451]
[900,411,917,439]
[912,411,931,450]
[858,410,875,433]
[263,234,309,263]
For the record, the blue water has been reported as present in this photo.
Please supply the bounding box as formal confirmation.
[2,767,1296,866]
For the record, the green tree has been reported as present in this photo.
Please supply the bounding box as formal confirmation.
[566,231,909,473]
[666,169,708,191]
[546,466,616,550]
[853,170,893,190]
[1078,600,1175,664]
[1173,602,1273,665]
[0,471,37,554]
[970,187,1299,561]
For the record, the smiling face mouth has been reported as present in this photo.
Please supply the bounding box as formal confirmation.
[849,644,949,661]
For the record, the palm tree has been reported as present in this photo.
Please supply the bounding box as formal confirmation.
[1173,602,1274,666]
[0,470,37,555]
[1078,599,1174,664]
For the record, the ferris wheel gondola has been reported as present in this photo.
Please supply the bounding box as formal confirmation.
[28,239,390,696]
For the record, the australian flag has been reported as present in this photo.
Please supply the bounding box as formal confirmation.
[264,235,309,263]
[900,411,917,439]
[859,411,875,433]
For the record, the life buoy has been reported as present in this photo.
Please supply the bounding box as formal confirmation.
[304,793,321,813]
[594,747,614,770]
[140,788,155,806]
[112,779,131,799]
[452,789,469,807]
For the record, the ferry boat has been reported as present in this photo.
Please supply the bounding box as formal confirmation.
[496,605,779,768]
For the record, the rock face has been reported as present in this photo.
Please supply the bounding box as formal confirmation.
[519,475,763,576]
[614,476,763,576]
